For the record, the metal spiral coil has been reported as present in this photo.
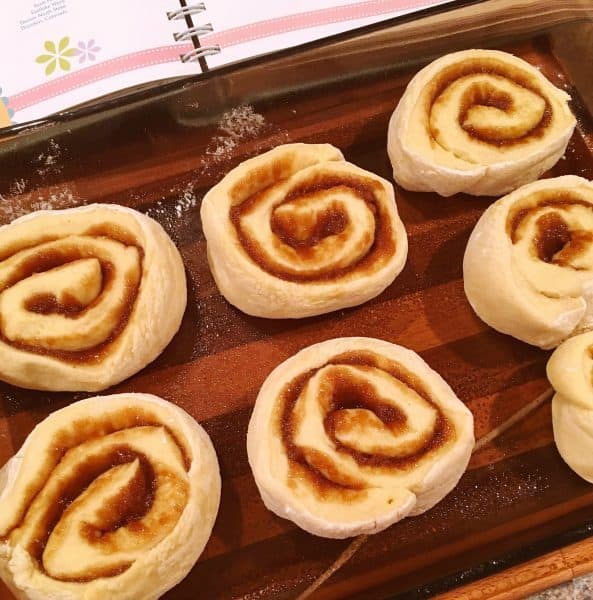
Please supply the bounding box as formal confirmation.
[180,45,221,63]
[167,3,206,20]
[174,23,214,41]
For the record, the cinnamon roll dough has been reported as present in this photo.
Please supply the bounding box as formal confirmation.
[547,331,593,483]
[200,143,408,318]
[247,337,474,538]
[388,49,576,197]
[0,204,187,391]
[0,393,221,600]
[464,176,593,349]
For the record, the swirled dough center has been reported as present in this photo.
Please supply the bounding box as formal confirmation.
[294,365,438,468]
[228,162,396,284]
[239,187,375,276]
[0,236,141,351]
[431,74,547,163]
[40,428,187,580]
[279,350,455,498]
[509,196,593,299]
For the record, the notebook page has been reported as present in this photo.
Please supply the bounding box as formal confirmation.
[198,0,457,70]
[1,0,198,125]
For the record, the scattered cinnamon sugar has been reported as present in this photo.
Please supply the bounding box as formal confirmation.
[0,185,78,224]
[0,139,78,224]
[9,178,27,195]
[217,105,266,142]
[34,139,63,178]
[144,182,197,221]
[143,182,199,243]
[205,105,267,161]
[174,182,197,218]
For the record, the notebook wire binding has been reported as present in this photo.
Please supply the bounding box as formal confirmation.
[166,3,206,20]
[168,2,221,68]
[180,45,221,62]
[174,23,214,42]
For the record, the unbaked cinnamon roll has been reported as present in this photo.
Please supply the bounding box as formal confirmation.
[200,143,408,318]
[388,49,576,197]
[0,204,186,391]
[0,393,220,600]
[547,331,593,483]
[247,337,474,538]
[464,175,593,349]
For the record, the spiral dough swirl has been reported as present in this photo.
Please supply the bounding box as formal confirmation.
[0,204,187,391]
[200,143,408,318]
[464,175,593,348]
[0,394,220,600]
[388,49,576,197]
[247,338,474,538]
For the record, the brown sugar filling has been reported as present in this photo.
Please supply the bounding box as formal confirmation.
[3,409,191,582]
[277,351,453,499]
[507,192,593,268]
[24,447,156,563]
[425,57,553,147]
[230,174,396,282]
[0,223,143,362]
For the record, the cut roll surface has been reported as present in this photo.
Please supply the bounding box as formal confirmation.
[464,176,593,349]
[247,337,474,538]
[0,204,187,391]
[388,49,576,197]
[200,143,408,318]
[0,393,220,600]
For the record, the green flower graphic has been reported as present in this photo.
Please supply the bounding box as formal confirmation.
[36,37,78,76]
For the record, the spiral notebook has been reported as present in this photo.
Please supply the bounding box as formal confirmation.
[1,0,456,127]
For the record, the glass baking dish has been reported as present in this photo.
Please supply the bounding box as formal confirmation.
[1,1,593,598]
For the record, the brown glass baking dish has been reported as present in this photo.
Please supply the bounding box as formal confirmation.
[1,1,593,598]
